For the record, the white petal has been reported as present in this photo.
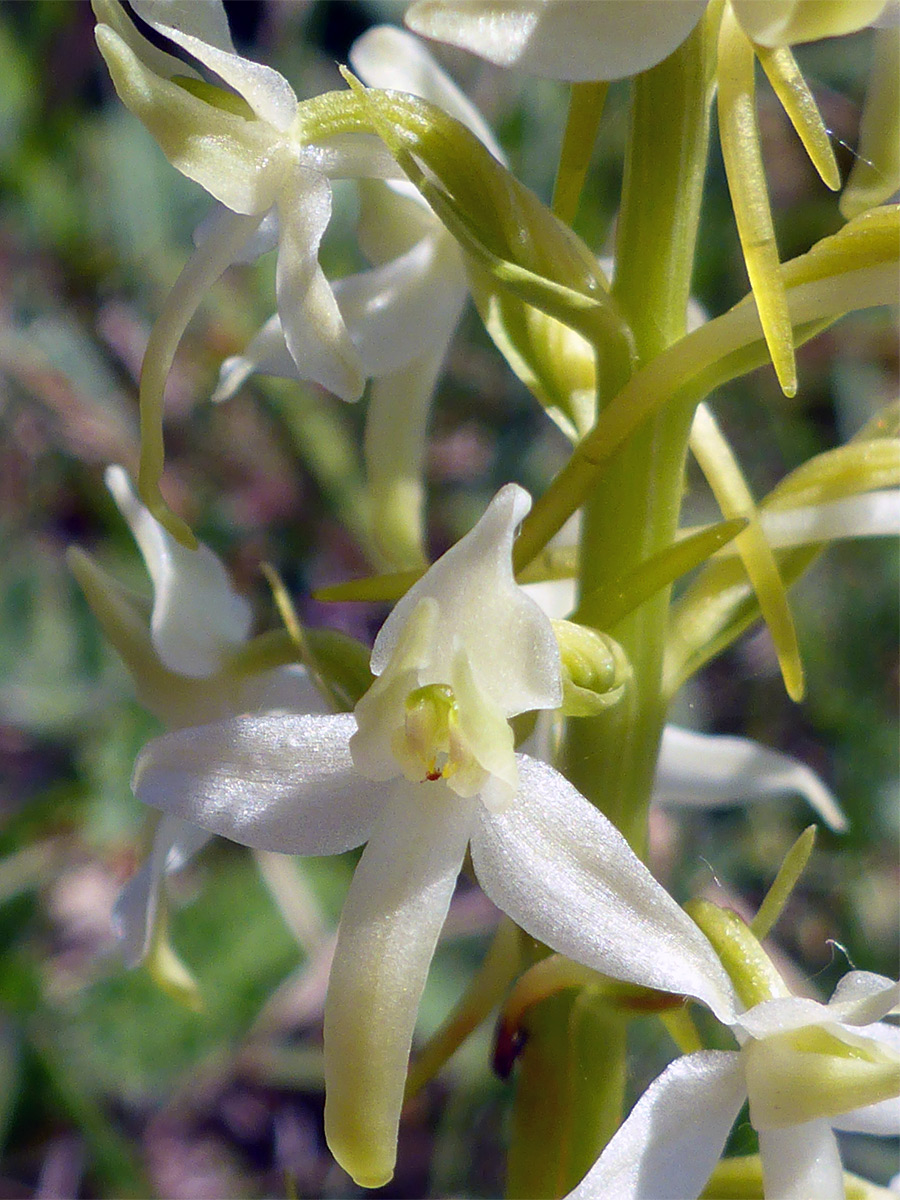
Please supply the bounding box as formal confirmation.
[653,725,846,831]
[405,0,707,82]
[732,0,889,47]
[566,1051,745,1200]
[834,1019,900,1132]
[335,232,468,376]
[106,466,252,676]
[193,203,279,263]
[350,25,505,160]
[237,664,331,716]
[323,782,474,1188]
[213,313,299,402]
[762,492,900,548]
[371,484,563,717]
[758,1121,844,1200]
[113,816,211,965]
[275,172,365,402]
[357,179,438,264]
[738,974,900,1040]
[132,713,386,854]
[129,0,298,131]
[471,755,740,1022]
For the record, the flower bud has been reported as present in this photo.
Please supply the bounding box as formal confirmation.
[551,619,631,716]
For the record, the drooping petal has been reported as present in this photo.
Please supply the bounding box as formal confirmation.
[132,713,387,854]
[565,1050,746,1200]
[323,781,475,1188]
[334,232,468,376]
[105,466,252,677]
[371,484,563,717]
[129,0,298,131]
[757,1120,844,1200]
[113,815,212,965]
[213,313,298,402]
[405,0,708,82]
[653,725,846,831]
[351,25,505,160]
[275,169,366,402]
[471,755,740,1022]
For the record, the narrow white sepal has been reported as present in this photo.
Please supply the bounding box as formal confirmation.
[654,725,846,830]
[471,754,740,1023]
[565,1050,746,1200]
[105,466,252,677]
[132,713,388,855]
[113,815,211,965]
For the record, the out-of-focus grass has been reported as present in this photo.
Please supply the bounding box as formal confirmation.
[0,3,896,1197]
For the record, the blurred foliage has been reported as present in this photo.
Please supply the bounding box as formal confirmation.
[0,2,896,1197]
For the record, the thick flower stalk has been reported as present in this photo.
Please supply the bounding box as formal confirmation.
[130,484,740,1187]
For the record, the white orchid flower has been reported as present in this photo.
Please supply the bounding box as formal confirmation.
[130,483,739,1187]
[405,0,890,80]
[92,0,409,542]
[215,25,506,570]
[567,966,900,1200]
[93,0,407,402]
[69,466,326,967]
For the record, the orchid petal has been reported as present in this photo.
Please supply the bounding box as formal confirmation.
[405,0,707,82]
[193,202,279,263]
[356,179,438,264]
[105,466,252,677]
[323,781,474,1188]
[351,25,505,160]
[113,816,211,965]
[334,233,468,376]
[738,974,900,1039]
[237,664,331,716]
[732,0,888,47]
[92,0,196,83]
[758,1120,844,1200]
[566,1050,745,1200]
[275,171,366,402]
[831,1017,900,1133]
[372,484,562,717]
[213,313,298,402]
[94,25,289,214]
[132,713,387,854]
[761,491,900,547]
[653,725,846,831]
[129,0,298,131]
[471,755,740,1022]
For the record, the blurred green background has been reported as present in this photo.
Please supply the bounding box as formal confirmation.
[0,2,896,1196]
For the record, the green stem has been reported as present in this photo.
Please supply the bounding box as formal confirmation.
[519,18,716,1190]
[567,7,716,848]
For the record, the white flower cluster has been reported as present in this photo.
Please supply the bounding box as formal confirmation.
[82,1,900,1195]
